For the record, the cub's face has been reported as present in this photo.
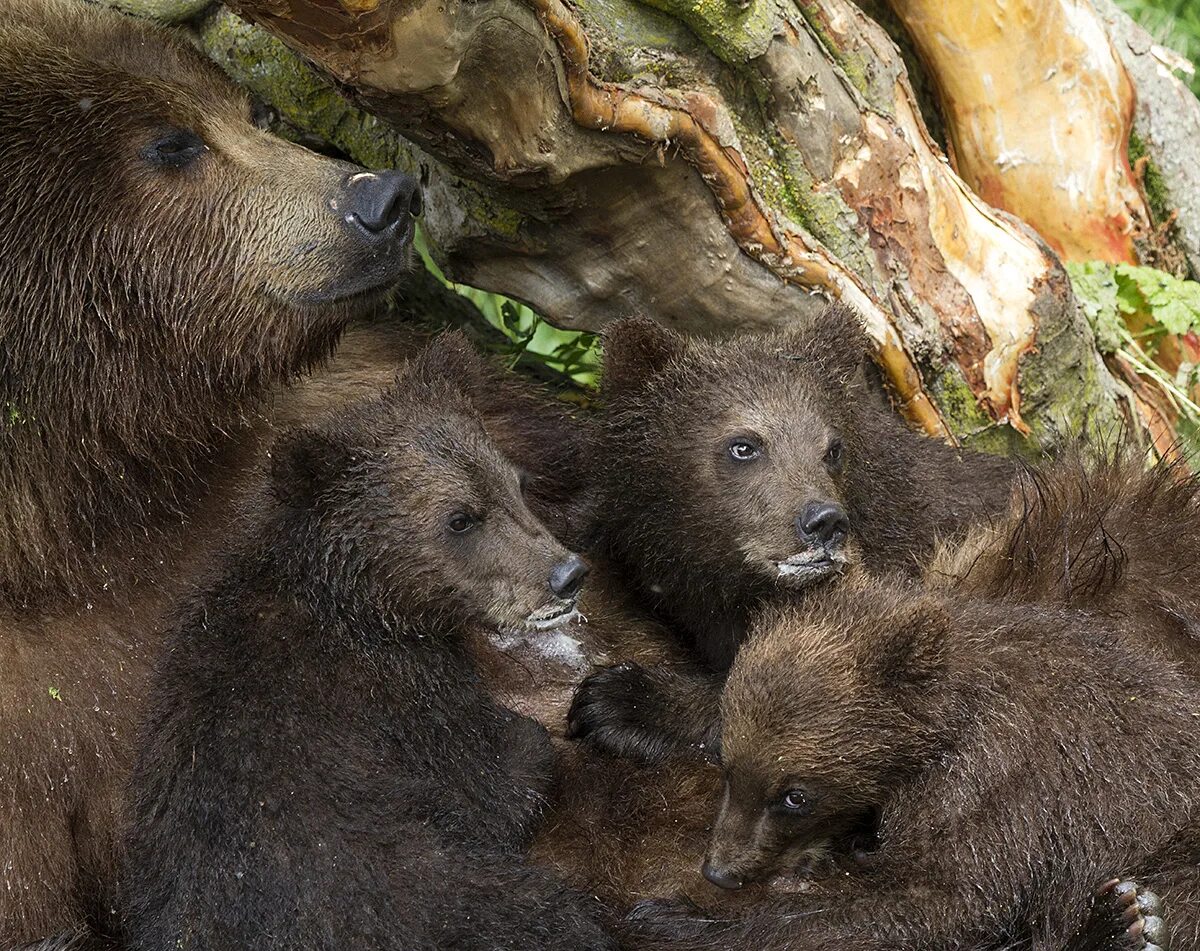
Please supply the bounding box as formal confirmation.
[274,336,588,634]
[703,635,883,888]
[702,594,948,889]
[602,318,863,592]
[0,0,420,370]
[373,415,588,633]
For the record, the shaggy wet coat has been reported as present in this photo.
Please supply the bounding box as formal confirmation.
[568,306,1016,763]
[0,1,418,943]
[122,337,613,951]
[625,573,1200,951]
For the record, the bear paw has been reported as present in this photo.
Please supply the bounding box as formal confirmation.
[1071,878,1170,951]
[566,663,683,764]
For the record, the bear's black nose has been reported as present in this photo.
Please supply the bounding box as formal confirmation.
[796,501,850,547]
[345,169,422,236]
[549,555,589,599]
[701,860,743,890]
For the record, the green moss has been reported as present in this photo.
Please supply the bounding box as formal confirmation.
[793,0,874,103]
[575,0,695,51]
[199,11,415,172]
[777,154,873,276]
[1016,312,1126,452]
[197,10,524,242]
[634,0,780,65]
[1129,130,1174,227]
[727,113,875,281]
[926,367,1021,457]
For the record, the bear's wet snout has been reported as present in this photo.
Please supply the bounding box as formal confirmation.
[549,554,589,599]
[796,501,850,548]
[700,860,743,890]
[345,169,422,237]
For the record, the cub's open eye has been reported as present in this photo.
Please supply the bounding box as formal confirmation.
[727,438,761,462]
[780,788,812,813]
[142,129,206,169]
[824,438,844,471]
[447,513,478,535]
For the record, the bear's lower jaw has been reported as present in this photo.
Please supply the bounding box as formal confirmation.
[281,240,416,308]
[520,598,584,633]
[285,272,401,308]
[775,551,844,586]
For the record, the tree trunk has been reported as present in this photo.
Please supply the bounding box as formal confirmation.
[178,0,1199,454]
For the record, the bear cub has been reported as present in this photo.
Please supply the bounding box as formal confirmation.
[661,575,1196,951]
[122,335,611,951]
[569,305,1016,763]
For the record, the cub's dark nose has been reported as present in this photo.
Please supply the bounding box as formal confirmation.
[797,501,850,547]
[549,554,589,600]
[345,169,422,236]
[701,860,743,890]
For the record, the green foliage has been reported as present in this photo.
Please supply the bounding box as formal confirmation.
[415,231,601,388]
[1069,262,1200,350]
[1069,261,1200,457]
[1115,0,1200,95]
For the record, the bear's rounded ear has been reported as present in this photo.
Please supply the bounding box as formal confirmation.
[399,329,489,401]
[781,302,872,387]
[874,596,949,690]
[270,427,350,509]
[601,316,685,398]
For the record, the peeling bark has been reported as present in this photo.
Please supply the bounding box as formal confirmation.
[1092,0,1200,280]
[873,0,1200,433]
[207,0,1128,451]
[882,0,1152,266]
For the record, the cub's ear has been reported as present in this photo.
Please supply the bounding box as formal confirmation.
[780,303,871,388]
[874,597,949,691]
[270,428,351,509]
[601,316,685,398]
[399,329,489,401]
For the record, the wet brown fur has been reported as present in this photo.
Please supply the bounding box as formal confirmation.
[535,305,1020,910]
[0,2,418,943]
[635,574,1200,951]
[568,306,1017,767]
[594,305,1017,669]
[930,444,1200,679]
[121,336,614,950]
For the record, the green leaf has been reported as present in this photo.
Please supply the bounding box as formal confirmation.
[1067,261,1123,353]
[1069,261,1200,351]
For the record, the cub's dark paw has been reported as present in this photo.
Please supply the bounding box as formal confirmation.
[566,662,677,764]
[623,898,723,942]
[1071,878,1170,951]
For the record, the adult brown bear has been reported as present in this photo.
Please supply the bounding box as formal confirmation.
[0,1,419,944]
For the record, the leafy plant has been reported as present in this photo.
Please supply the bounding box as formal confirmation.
[415,231,601,388]
[1069,261,1200,457]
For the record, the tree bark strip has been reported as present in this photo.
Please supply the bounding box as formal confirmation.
[213,0,1131,452]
